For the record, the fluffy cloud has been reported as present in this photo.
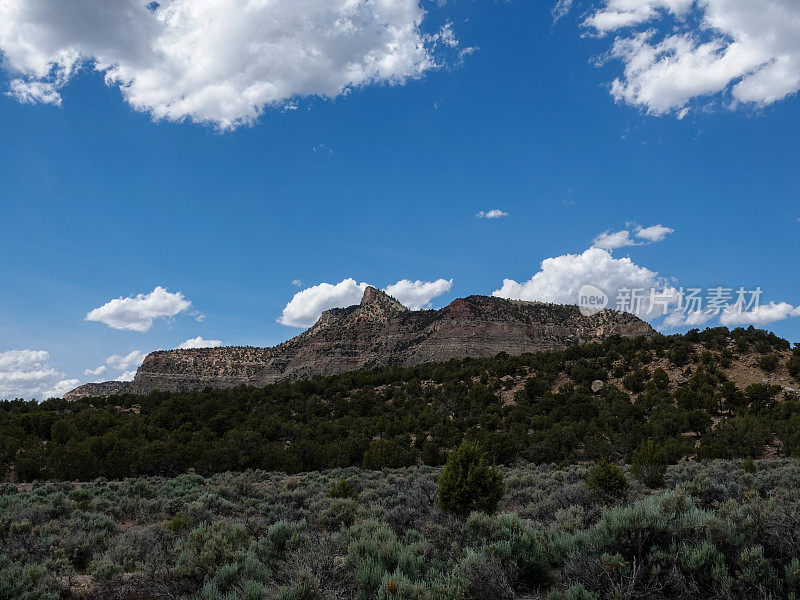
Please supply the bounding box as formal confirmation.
[384,278,452,310]
[278,278,368,328]
[106,350,146,371]
[82,350,147,383]
[492,247,670,316]
[115,370,137,382]
[0,349,71,399]
[661,309,715,329]
[0,0,453,128]
[279,277,453,328]
[497,243,799,331]
[720,301,800,326]
[592,229,636,250]
[635,224,674,243]
[9,79,62,104]
[177,336,222,349]
[584,0,800,115]
[86,286,191,332]
[45,378,81,398]
[592,223,674,249]
[476,209,509,219]
[84,365,107,377]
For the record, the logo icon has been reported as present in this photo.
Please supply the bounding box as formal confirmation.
[578,284,608,316]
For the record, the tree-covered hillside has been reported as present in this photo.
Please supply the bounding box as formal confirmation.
[2,326,799,482]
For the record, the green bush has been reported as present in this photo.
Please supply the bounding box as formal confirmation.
[438,442,504,517]
[0,562,59,600]
[738,545,780,595]
[788,355,800,382]
[378,571,464,600]
[457,549,514,600]
[630,440,667,487]
[622,370,646,393]
[741,457,757,473]
[547,584,599,600]
[585,461,628,499]
[363,439,418,470]
[328,477,358,499]
[465,512,551,589]
[89,557,124,581]
[165,513,191,532]
[758,354,780,372]
[317,498,357,530]
[274,571,323,600]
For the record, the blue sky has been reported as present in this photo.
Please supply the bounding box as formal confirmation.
[1,0,799,398]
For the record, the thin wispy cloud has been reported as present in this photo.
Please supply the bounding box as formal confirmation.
[476,209,509,219]
[551,0,573,24]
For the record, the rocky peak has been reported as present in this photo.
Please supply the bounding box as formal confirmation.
[358,286,407,318]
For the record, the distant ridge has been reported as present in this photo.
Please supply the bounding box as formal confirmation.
[65,287,654,399]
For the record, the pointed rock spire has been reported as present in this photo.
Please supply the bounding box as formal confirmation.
[360,286,407,312]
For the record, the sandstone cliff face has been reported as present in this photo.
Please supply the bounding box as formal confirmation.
[70,288,654,397]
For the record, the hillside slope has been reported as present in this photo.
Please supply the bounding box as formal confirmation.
[7,326,800,482]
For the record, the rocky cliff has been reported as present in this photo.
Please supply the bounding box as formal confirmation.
[65,287,654,398]
[62,381,131,401]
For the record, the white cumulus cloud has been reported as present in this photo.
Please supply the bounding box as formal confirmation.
[661,309,715,329]
[177,336,222,349]
[279,277,453,328]
[584,0,800,115]
[86,286,191,332]
[384,278,452,310]
[115,370,137,382]
[106,350,146,371]
[9,79,62,104]
[476,209,508,219]
[592,229,637,250]
[593,223,674,249]
[278,278,368,328]
[492,246,669,316]
[0,349,71,399]
[45,378,81,398]
[635,224,674,243]
[84,365,107,377]
[498,243,799,330]
[720,301,800,326]
[0,0,454,128]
